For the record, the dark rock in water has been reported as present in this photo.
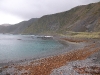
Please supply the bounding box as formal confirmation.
[0,69,2,73]
[31,36,34,39]
[37,36,53,40]
[17,39,22,40]
[6,73,10,75]
[41,37,53,40]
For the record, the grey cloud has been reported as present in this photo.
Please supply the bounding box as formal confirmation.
[0,0,100,19]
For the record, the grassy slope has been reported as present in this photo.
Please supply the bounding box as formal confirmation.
[60,31,100,39]
[0,18,38,34]
[23,2,100,35]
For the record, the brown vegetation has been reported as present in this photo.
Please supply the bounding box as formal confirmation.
[62,37,87,43]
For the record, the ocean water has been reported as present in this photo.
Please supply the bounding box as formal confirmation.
[0,34,66,63]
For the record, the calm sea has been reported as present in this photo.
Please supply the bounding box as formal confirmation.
[0,34,66,63]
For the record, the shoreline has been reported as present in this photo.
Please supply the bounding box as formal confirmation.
[0,38,88,74]
[0,37,100,75]
[0,37,87,67]
[1,44,99,75]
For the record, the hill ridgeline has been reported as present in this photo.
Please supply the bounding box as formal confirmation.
[0,2,100,34]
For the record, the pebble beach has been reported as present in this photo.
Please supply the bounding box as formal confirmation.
[0,37,100,75]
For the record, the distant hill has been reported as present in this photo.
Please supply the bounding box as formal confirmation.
[0,2,100,35]
[0,18,38,34]
[23,2,100,34]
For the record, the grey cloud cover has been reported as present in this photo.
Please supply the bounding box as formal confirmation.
[0,0,100,19]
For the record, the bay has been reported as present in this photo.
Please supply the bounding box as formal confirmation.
[0,34,66,63]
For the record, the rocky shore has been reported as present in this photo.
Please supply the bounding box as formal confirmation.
[0,37,100,75]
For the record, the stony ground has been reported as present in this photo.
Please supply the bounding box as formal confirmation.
[51,58,100,75]
[0,38,100,75]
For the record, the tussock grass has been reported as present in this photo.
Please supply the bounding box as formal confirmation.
[61,31,100,39]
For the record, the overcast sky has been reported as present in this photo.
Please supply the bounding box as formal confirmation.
[0,0,100,25]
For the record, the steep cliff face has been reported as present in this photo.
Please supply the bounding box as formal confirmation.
[23,2,100,34]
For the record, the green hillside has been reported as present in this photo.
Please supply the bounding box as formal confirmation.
[0,18,38,34]
[23,2,100,35]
